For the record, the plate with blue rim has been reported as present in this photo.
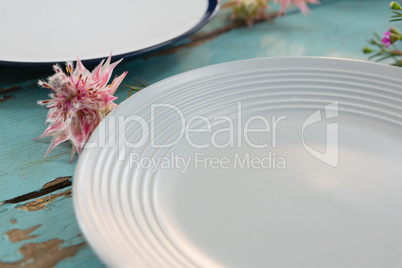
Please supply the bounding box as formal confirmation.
[0,0,219,66]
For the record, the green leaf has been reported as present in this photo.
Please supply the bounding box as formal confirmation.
[391,10,402,16]
[134,77,149,88]
[374,32,382,40]
[124,78,150,97]
[374,54,393,62]
[391,60,402,66]
[368,53,381,60]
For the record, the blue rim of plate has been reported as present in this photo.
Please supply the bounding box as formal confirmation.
[0,0,219,68]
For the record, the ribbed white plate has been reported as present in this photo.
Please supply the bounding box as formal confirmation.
[0,0,218,65]
[74,57,402,268]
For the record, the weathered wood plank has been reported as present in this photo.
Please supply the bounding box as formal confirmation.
[0,187,103,267]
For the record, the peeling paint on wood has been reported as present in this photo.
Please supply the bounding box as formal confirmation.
[9,219,17,224]
[17,189,72,211]
[1,177,72,205]
[0,239,85,268]
[42,177,71,189]
[6,225,41,243]
[0,85,20,94]
[0,94,11,103]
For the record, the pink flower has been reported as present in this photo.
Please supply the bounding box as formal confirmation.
[382,29,401,47]
[382,31,392,47]
[35,54,127,162]
[276,0,320,15]
[224,0,271,28]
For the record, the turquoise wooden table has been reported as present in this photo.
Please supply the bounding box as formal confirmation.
[0,0,395,267]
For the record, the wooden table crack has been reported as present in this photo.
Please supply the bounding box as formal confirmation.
[1,177,72,206]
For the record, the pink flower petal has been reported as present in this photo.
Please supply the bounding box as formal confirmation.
[44,133,69,158]
[108,72,128,95]
[70,146,77,163]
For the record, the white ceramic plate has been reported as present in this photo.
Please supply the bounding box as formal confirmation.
[0,0,218,65]
[74,57,402,267]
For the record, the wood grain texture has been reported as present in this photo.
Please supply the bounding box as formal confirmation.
[0,1,391,267]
